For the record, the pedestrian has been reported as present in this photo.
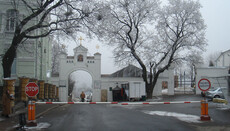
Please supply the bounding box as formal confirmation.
[80,91,85,102]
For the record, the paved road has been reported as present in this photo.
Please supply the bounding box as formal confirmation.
[38,104,196,131]
[36,95,230,131]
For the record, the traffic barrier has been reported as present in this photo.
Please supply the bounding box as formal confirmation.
[200,100,211,121]
[35,101,200,105]
[27,100,37,126]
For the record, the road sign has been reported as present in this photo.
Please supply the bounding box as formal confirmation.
[25,82,39,97]
[198,78,211,92]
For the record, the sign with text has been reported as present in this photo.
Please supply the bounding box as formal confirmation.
[25,82,39,97]
[198,78,211,92]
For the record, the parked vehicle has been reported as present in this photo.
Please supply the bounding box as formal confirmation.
[85,92,92,102]
[205,87,227,99]
[201,87,218,97]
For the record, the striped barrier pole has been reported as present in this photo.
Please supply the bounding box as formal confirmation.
[36,101,200,105]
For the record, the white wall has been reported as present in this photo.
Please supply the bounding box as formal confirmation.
[196,67,228,94]
[216,50,230,67]
[101,67,174,101]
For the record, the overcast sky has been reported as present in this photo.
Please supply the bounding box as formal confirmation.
[200,0,230,54]
[67,0,230,74]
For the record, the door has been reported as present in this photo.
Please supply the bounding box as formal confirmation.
[101,89,107,102]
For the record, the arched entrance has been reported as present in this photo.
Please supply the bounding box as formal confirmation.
[56,45,102,102]
[69,70,93,102]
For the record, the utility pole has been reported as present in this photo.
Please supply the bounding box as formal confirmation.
[184,71,185,94]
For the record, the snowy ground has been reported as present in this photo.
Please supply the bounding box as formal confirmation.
[162,87,194,95]
[162,89,168,95]
[143,111,203,123]
[174,87,194,92]
[14,122,51,131]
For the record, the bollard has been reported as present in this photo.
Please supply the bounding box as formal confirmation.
[56,87,59,100]
[48,84,53,101]
[32,101,36,120]
[52,85,56,100]
[38,80,45,100]
[200,100,211,121]
[2,78,16,117]
[27,100,37,126]
[28,101,32,121]
[44,83,49,100]
[19,77,30,102]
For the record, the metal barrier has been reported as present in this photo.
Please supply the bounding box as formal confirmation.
[35,101,201,105]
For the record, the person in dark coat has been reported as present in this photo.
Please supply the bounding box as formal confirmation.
[80,91,85,102]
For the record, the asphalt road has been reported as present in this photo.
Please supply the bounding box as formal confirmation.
[37,95,230,131]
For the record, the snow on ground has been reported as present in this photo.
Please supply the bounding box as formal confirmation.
[162,87,194,94]
[174,87,194,92]
[162,89,168,95]
[14,122,51,130]
[143,111,202,123]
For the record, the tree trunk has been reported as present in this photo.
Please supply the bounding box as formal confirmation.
[2,45,17,78]
[146,86,153,99]
[146,83,154,99]
[146,72,160,99]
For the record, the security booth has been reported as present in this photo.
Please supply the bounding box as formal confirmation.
[112,86,122,101]
[112,85,128,101]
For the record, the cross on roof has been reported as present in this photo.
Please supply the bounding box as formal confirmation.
[79,36,84,45]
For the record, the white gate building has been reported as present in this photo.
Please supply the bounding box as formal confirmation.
[51,45,175,102]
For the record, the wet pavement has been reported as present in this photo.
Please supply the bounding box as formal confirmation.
[0,94,229,131]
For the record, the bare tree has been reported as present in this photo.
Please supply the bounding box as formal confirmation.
[2,0,93,78]
[87,0,207,98]
[51,40,67,75]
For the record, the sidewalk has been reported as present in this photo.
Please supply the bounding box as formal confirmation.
[0,104,62,131]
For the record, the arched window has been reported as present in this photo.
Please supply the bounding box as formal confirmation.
[6,9,18,31]
[78,54,83,62]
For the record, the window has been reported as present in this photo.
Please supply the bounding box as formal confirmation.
[6,9,18,31]
[77,54,83,62]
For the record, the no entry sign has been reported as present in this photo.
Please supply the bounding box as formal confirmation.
[198,78,211,92]
[25,82,39,97]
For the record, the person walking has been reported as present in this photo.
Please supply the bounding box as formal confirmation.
[80,91,85,102]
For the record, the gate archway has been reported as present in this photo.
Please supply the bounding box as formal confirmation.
[57,45,102,102]
[69,70,93,102]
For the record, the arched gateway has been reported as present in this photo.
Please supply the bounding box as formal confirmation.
[53,45,102,102]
